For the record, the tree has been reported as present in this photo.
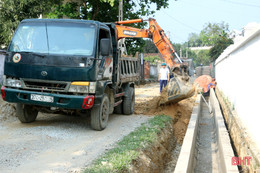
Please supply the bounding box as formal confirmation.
[187,33,202,47]
[0,0,59,47]
[143,40,159,53]
[0,0,170,53]
[186,22,233,65]
[72,0,170,55]
[199,22,230,46]
[209,31,233,61]
[187,22,232,47]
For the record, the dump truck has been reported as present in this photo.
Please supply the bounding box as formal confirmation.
[1,19,139,130]
[1,18,194,131]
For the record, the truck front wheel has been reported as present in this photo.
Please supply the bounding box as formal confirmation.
[123,87,135,115]
[16,104,38,123]
[90,94,109,131]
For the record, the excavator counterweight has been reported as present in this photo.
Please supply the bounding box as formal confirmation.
[115,18,195,104]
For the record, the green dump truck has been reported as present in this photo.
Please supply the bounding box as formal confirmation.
[1,19,139,130]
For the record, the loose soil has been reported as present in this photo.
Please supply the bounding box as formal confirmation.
[135,83,196,172]
[135,83,196,144]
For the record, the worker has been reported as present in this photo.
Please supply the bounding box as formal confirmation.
[206,78,217,92]
[158,62,170,92]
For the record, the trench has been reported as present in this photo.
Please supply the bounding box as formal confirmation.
[133,88,239,173]
[192,96,221,172]
[134,83,197,172]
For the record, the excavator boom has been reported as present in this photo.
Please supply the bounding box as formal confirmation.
[116,18,183,68]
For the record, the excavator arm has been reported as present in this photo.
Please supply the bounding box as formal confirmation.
[115,18,195,105]
[115,18,183,69]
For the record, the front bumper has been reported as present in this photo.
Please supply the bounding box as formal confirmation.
[3,87,102,110]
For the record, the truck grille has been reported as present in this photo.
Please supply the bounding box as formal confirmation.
[24,81,68,91]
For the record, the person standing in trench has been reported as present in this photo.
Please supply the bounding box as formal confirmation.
[158,62,170,92]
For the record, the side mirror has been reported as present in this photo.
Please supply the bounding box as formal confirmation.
[0,50,7,55]
[100,38,110,56]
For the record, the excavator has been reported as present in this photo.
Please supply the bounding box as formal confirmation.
[115,18,195,104]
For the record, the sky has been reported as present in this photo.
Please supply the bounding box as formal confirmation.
[151,0,260,43]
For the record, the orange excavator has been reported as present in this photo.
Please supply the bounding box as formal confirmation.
[115,18,194,104]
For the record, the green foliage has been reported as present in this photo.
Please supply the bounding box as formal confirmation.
[84,115,172,172]
[187,33,202,47]
[209,32,233,61]
[78,0,170,55]
[143,40,159,53]
[144,56,160,64]
[0,0,56,47]
[200,22,230,46]
[187,22,232,47]
[47,2,80,19]
[0,0,170,54]
[196,50,210,66]
[186,22,233,65]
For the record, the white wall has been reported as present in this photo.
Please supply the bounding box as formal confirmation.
[215,33,260,146]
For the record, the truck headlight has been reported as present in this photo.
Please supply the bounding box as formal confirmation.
[4,78,22,88]
[68,81,96,94]
[69,82,89,93]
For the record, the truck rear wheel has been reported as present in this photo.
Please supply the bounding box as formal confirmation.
[16,103,38,123]
[91,94,109,131]
[123,87,135,115]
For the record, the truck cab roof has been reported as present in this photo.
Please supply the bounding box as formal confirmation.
[21,19,110,29]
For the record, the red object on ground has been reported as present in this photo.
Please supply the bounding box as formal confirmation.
[194,75,214,93]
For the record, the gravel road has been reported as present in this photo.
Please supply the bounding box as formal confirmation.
[0,99,151,173]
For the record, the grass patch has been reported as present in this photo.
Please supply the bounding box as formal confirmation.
[84,115,172,173]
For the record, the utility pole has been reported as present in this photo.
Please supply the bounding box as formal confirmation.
[118,0,127,55]
[119,0,123,21]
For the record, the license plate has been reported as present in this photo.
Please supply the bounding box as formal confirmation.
[30,94,54,103]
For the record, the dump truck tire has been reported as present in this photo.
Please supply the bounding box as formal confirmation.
[16,103,38,123]
[123,87,135,115]
[91,94,109,131]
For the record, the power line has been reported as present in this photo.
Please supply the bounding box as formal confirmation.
[162,11,200,32]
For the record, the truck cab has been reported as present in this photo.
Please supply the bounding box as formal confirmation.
[1,19,139,130]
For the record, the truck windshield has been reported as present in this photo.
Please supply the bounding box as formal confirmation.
[8,22,96,56]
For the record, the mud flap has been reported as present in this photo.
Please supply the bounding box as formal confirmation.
[159,76,195,105]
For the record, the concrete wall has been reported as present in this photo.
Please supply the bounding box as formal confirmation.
[215,32,260,147]
[150,64,158,79]
[0,55,4,84]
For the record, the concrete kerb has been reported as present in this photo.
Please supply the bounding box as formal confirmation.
[174,90,238,172]
[174,94,201,173]
[209,88,238,173]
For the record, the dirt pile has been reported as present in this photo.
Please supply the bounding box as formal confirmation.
[0,99,16,121]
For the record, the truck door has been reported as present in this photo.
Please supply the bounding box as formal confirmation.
[97,28,113,80]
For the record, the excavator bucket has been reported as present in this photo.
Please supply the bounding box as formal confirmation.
[159,76,195,105]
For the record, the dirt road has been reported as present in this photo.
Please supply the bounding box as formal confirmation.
[0,83,195,173]
[0,99,151,173]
